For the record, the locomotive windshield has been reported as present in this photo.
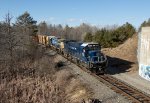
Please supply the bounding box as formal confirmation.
[85,44,100,51]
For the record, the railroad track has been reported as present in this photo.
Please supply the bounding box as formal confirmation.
[48,46,150,103]
[97,74,150,103]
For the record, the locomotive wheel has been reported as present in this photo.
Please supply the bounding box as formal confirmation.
[61,51,64,55]
[76,59,80,64]
[96,67,105,75]
[88,63,93,70]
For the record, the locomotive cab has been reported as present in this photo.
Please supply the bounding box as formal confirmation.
[81,43,107,73]
[82,43,101,61]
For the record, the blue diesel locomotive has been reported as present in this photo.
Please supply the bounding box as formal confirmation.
[64,40,107,73]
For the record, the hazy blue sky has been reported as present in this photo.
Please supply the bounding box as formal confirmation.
[0,0,150,28]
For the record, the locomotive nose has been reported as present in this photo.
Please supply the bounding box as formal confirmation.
[88,51,100,62]
[88,50,107,63]
[89,50,98,56]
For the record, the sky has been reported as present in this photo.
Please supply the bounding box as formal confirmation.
[0,0,150,28]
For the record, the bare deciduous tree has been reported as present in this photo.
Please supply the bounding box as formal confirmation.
[0,13,19,75]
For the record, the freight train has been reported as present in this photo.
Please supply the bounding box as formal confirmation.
[36,34,108,73]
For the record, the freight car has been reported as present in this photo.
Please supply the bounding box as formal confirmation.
[36,34,108,73]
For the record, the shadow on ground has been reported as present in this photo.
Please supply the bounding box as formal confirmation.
[106,56,135,75]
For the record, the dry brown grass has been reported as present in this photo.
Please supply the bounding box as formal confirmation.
[0,49,92,103]
[0,54,67,103]
[0,75,67,103]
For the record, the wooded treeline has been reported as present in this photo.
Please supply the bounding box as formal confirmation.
[38,21,136,48]
[38,21,98,41]
[84,22,136,47]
